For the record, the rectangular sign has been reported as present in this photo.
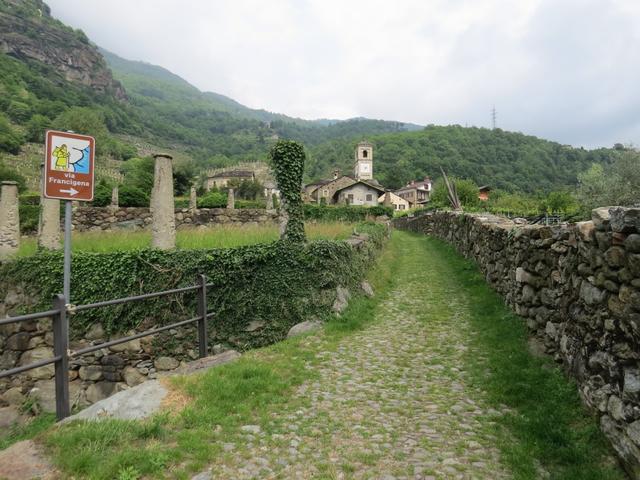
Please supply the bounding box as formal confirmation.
[44,130,95,202]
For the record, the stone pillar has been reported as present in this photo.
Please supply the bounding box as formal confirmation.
[110,186,119,208]
[189,186,197,211]
[383,191,392,207]
[266,189,274,211]
[0,181,20,260]
[150,154,176,250]
[226,188,235,209]
[38,198,61,250]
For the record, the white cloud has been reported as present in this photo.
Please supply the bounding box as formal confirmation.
[46,0,640,147]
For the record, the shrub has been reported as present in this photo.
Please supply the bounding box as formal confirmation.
[303,204,393,222]
[236,199,265,209]
[0,115,23,154]
[19,204,40,234]
[0,161,27,192]
[197,191,227,208]
[174,197,189,209]
[92,179,114,207]
[7,101,32,123]
[119,184,149,207]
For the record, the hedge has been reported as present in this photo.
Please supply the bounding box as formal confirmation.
[303,204,393,222]
[0,223,387,350]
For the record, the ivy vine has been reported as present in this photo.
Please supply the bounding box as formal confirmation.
[270,140,306,242]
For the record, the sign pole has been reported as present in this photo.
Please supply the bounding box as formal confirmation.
[63,199,72,302]
[43,129,96,303]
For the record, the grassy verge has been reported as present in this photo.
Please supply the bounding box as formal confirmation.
[0,413,56,451]
[418,234,623,480]
[16,222,356,256]
[40,232,400,479]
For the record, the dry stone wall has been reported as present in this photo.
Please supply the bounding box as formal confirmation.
[395,207,640,477]
[71,207,278,232]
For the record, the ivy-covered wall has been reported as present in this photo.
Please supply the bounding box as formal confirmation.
[0,223,387,409]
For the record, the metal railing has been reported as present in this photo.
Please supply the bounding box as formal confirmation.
[0,274,213,420]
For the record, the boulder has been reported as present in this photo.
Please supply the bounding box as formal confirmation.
[360,280,375,298]
[332,286,350,314]
[287,320,322,338]
[64,380,168,422]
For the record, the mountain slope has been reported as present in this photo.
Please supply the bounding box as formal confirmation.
[101,49,423,145]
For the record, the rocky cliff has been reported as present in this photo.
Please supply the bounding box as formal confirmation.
[0,0,126,100]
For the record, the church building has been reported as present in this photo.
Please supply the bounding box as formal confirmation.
[304,141,385,206]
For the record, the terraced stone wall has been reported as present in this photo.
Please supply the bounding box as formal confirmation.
[395,207,640,476]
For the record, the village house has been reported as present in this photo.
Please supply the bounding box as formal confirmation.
[478,185,491,201]
[205,169,255,191]
[394,177,432,208]
[379,191,411,211]
[305,141,385,206]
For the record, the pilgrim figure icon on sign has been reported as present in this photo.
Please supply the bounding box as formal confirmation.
[50,137,92,173]
[52,144,70,170]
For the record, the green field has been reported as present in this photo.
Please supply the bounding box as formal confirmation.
[15,223,356,257]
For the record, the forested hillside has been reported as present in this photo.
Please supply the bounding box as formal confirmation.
[307,126,616,192]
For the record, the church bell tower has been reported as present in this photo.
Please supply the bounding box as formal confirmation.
[354,141,373,181]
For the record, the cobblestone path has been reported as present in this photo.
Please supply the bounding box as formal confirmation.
[204,234,511,479]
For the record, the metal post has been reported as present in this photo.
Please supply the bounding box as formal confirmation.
[196,274,208,358]
[53,294,70,420]
[63,200,72,302]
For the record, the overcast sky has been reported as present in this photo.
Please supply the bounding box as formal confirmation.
[46,0,640,149]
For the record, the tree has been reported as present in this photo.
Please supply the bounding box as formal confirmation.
[25,114,51,143]
[430,177,480,209]
[540,190,578,214]
[0,161,27,192]
[575,150,640,212]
